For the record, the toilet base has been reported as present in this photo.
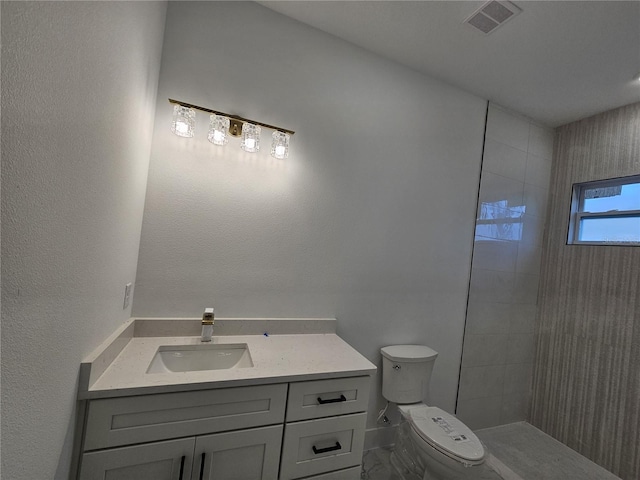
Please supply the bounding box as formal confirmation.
[389,445,422,480]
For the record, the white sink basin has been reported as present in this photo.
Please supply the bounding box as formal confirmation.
[146,343,253,373]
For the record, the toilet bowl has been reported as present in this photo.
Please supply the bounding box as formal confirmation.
[381,345,487,480]
[392,403,486,480]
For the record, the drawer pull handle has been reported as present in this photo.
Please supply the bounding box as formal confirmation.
[178,455,186,480]
[312,441,342,455]
[317,394,346,404]
[198,452,206,480]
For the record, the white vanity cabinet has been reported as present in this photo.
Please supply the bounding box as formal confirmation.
[77,384,287,480]
[280,376,370,480]
[77,374,371,480]
[76,320,378,479]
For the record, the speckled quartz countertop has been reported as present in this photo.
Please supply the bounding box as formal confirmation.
[78,318,376,399]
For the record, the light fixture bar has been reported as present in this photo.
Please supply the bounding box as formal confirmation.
[168,99,295,135]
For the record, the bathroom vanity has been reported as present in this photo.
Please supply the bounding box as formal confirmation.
[74,318,376,480]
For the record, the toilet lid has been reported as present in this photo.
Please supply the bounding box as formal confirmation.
[408,406,485,463]
[381,345,438,362]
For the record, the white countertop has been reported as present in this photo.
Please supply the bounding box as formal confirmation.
[79,319,376,399]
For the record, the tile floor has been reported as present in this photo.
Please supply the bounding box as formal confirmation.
[361,422,621,480]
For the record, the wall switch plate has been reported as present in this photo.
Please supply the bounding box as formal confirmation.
[123,283,132,309]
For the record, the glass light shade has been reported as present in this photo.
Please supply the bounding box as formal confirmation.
[171,105,195,138]
[270,131,290,159]
[241,123,261,153]
[208,115,230,146]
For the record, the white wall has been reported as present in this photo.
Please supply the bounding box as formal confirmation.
[133,1,486,425]
[1,2,167,478]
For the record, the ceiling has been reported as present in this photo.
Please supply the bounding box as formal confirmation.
[258,1,640,127]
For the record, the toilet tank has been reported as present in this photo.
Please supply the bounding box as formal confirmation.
[381,345,438,404]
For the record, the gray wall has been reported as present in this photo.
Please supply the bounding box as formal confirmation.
[132,1,486,424]
[456,104,554,429]
[0,2,167,478]
[531,103,640,480]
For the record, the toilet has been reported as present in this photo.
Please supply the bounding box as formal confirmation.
[381,345,487,480]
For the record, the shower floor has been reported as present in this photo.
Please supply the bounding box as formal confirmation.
[361,422,621,480]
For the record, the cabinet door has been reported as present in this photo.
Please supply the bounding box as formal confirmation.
[79,437,195,480]
[192,424,283,480]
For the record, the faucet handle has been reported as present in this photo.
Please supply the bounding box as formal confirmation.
[202,307,215,325]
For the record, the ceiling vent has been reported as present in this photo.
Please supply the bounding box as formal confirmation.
[464,1,522,35]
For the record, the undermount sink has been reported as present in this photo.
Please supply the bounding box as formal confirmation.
[146,343,253,374]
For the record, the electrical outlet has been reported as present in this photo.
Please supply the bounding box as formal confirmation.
[123,283,132,309]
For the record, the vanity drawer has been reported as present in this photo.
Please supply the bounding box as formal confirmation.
[301,466,361,479]
[280,412,366,480]
[286,376,370,421]
[83,383,287,451]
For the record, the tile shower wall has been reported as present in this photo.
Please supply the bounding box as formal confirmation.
[531,103,640,480]
[456,104,554,430]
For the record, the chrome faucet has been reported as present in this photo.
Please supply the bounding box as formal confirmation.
[201,307,214,342]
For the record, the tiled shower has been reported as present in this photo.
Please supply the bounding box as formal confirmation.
[457,102,639,480]
[456,104,554,429]
[531,103,640,480]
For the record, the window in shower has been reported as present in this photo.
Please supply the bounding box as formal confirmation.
[568,174,640,245]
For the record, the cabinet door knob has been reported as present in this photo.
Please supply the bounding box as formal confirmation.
[312,441,342,455]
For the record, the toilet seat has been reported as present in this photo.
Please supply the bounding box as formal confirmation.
[407,406,485,465]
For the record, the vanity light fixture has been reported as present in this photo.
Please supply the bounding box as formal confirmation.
[169,99,294,158]
[241,123,261,153]
[171,105,196,138]
[208,114,230,146]
[271,131,290,159]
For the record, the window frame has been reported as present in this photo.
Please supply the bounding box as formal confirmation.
[568,174,640,246]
